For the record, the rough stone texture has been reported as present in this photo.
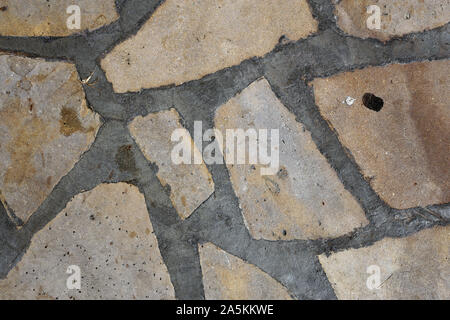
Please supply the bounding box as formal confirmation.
[319,226,449,300]
[335,0,450,41]
[101,0,318,92]
[215,78,368,240]
[311,60,450,209]
[0,54,101,223]
[0,0,449,301]
[0,0,119,37]
[129,109,214,220]
[199,242,292,300]
[0,183,175,299]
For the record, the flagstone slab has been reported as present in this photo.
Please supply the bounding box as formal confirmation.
[0,183,175,299]
[129,109,214,219]
[214,78,368,240]
[101,0,318,92]
[199,242,292,300]
[0,53,101,223]
[0,0,119,37]
[319,226,449,299]
[311,60,450,209]
[335,0,450,41]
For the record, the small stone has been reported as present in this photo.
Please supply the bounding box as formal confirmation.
[199,242,292,300]
[101,0,318,92]
[0,54,101,223]
[335,0,450,41]
[311,60,450,209]
[0,0,119,36]
[0,183,175,299]
[214,78,368,240]
[318,226,449,299]
[129,109,214,219]
[345,96,356,106]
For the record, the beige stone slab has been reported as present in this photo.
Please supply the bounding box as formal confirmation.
[311,60,450,209]
[199,242,292,300]
[319,226,450,299]
[0,54,101,223]
[214,78,368,240]
[101,0,318,92]
[0,0,118,37]
[335,0,450,41]
[129,109,214,219]
[0,183,175,300]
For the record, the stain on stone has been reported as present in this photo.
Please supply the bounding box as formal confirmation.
[129,231,137,239]
[362,93,384,112]
[115,145,138,174]
[407,62,450,202]
[59,107,85,136]
[45,176,52,188]
[181,196,187,207]
[3,99,55,185]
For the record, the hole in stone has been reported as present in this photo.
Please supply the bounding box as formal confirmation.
[362,93,384,112]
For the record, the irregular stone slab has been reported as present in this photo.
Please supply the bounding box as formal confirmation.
[335,0,450,41]
[199,242,292,300]
[0,0,118,37]
[0,183,175,299]
[319,226,449,299]
[215,78,368,240]
[129,109,214,219]
[0,54,101,223]
[101,0,317,92]
[311,60,450,209]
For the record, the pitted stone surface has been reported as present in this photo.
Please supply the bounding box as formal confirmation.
[0,183,175,299]
[319,226,450,300]
[335,0,450,41]
[0,54,101,223]
[0,0,119,37]
[311,60,450,209]
[199,242,292,300]
[214,78,368,240]
[129,109,214,220]
[101,0,318,92]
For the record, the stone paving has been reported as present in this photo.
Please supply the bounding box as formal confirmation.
[0,0,449,300]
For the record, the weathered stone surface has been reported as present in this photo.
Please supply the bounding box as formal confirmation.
[199,242,292,300]
[0,0,119,37]
[311,60,450,209]
[0,183,175,299]
[335,0,450,41]
[129,109,214,219]
[101,0,318,92]
[319,226,449,299]
[0,54,101,223]
[214,78,368,240]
